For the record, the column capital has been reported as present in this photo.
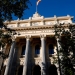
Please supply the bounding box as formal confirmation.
[25,35,31,40]
[11,36,16,41]
[40,34,46,39]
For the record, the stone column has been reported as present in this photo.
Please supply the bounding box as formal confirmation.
[4,38,16,75]
[41,35,46,75]
[10,45,18,75]
[22,36,30,75]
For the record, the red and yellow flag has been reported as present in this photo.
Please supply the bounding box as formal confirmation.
[37,0,41,5]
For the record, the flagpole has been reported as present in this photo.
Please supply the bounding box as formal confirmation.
[36,4,37,13]
[36,0,41,13]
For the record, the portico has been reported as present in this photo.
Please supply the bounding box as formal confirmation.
[1,12,73,75]
[3,34,58,75]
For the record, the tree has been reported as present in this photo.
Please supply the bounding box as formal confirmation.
[0,0,31,74]
[0,0,30,25]
[0,0,31,57]
[54,23,75,75]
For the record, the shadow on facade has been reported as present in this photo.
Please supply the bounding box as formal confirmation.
[48,64,58,75]
[17,66,23,75]
[32,65,41,75]
[1,66,6,75]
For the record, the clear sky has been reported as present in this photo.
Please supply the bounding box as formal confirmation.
[13,0,75,20]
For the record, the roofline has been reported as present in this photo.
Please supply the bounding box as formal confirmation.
[4,15,74,24]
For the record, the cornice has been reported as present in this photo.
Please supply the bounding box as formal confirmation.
[8,24,69,31]
[1,24,75,32]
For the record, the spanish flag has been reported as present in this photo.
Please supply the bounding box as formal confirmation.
[37,0,41,5]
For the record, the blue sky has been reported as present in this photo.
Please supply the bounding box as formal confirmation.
[13,0,75,20]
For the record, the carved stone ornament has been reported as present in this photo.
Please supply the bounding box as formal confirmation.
[40,34,46,39]
[25,35,31,39]
[32,12,41,18]
[33,22,38,26]
[11,36,16,41]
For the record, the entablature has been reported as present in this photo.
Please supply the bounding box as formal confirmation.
[4,13,73,28]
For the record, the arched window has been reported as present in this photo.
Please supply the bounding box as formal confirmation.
[35,45,40,54]
[49,44,54,54]
[21,45,26,55]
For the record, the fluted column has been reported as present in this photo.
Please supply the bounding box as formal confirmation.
[22,36,30,75]
[4,38,16,75]
[41,35,46,75]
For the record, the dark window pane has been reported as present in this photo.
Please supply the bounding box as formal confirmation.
[18,66,23,75]
[49,44,54,54]
[21,45,26,55]
[35,45,40,54]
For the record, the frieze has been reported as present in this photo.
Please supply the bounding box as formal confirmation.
[15,29,54,36]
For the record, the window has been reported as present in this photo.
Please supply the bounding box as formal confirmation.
[35,45,40,54]
[21,45,26,55]
[49,44,54,54]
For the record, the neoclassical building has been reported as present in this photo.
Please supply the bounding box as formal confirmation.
[0,12,74,75]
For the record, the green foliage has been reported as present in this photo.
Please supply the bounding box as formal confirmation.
[0,0,30,20]
[0,0,31,58]
[0,0,30,27]
[0,30,11,47]
[0,0,31,43]
[54,24,75,75]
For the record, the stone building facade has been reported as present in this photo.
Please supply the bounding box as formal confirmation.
[0,12,74,75]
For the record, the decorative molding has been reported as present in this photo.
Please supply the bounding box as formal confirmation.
[32,12,41,18]
[11,36,16,41]
[34,58,41,65]
[8,24,69,31]
[25,35,31,39]
[40,34,46,39]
